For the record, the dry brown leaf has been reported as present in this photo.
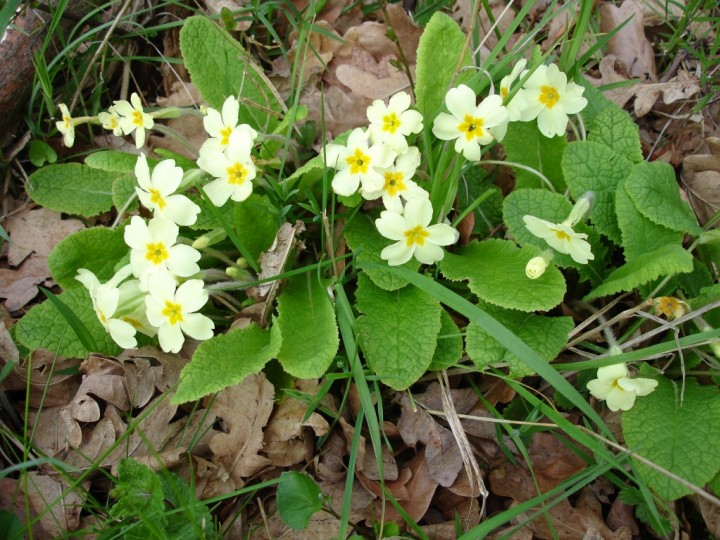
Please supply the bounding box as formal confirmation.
[5,207,84,266]
[166,407,219,455]
[375,449,439,523]
[0,254,51,311]
[385,3,423,64]
[682,137,720,226]
[361,443,399,482]
[207,373,274,483]
[19,472,87,536]
[28,405,82,455]
[17,350,81,407]
[639,0,686,25]
[175,456,236,500]
[65,416,116,469]
[148,114,205,160]
[155,80,202,108]
[317,430,348,482]
[600,0,657,82]
[397,394,464,487]
[302,84,372,139]
[429,494,483,538]
[76,355,131,412]
[607,497,640,536]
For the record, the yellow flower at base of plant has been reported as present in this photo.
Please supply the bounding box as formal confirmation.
[586,363,658,411]
[56,104,75,147]
[523,215,594,264]
[654,296,689,320]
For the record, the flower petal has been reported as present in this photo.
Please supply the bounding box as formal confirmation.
[158,323,184,353]
[381,241,414,266]
[403,198,433,228]
[181,313,215,341]
[376,211,408,241]
[413,242,444,264]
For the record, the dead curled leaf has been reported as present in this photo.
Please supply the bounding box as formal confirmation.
[600,0,657,82]
[5,207,84,267]
[682,137,720,226]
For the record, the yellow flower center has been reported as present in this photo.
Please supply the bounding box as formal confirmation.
[383,172,406,197]
[161,300,184,325]
[500,86,509,99]
[145,242,169,265]
[121,316,143,329]
[539,85,560,109]
[132,110,144,127]
[346,148,370,175]
[551,227,571,241]
[109,117,119,129]
[97,309,108,324]
[655,297,686,319]
[149,188,167,210]
[226,162,247,185]
[382,112,401,134]
[404,225,429,247]
[220,126,233,146]
[63,116,72,129]
[458,114,484,141]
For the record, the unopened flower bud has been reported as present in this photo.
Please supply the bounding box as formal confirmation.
[192,228,227,249]
[225,266,252,281]
[525,256,548,279]
[563,191,595,227]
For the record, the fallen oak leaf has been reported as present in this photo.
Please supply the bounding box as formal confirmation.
[5,207,84,266]
[0,254,52,311]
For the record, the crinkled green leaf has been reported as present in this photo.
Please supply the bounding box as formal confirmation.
[48,227,127,289]
[282,154,324,191]
[439,239,566,312]
[345,213,419,291]
[586,244,693,300]
[276,273,338,378]
[502,121,566,191]
[28,163,121,217]
[563,140,633,244]
[232,194,278,260]
[277,472,323,530]
[624,161,702,236]
[623,377,720,501]
[85,150,153,173]
[466,306,573,377]
[429,309,463,371]
[190,196,234,230]
[415,11,473,122]
[616,178,682,261]
[172,324,280,404]
[577,76,615,127]
[356,274,441,390]
[112,175,138,213]
[587,106,642,164]
[110,458,165,519]
[14,288,121,358]
[29,140,57,167]
[180,16,282,131]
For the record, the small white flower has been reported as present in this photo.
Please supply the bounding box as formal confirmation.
[98,106,123,136]
[360,146,428,213]
[520,63,588,138]
[523,215,594,264]
[113,93,154,148]
[124,216,201,290]
[432,85,509,161]
[525,256,548,279]
[135,154,200,226]
[75,265,147,348]
[324,128,396,197]
[145,273,215,353]
[197,128,258,206]
[492,59,530,141]
[56,104,75,148]
[200,96,258,154]
[587,363,658,411]
[366,91,423,154]
[375,198,458,266]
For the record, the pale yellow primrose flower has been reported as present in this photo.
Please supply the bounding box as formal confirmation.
[520,63,588,138]
[366,91,423,154]
[360,146,428,213]
[197,128,257,206]
[375,198,457,266]
[492,59,530,141]
[135,154,200,226]
[145,272,214,353]
[200,96,258,154]
[654,296,690,320]
[113,92,154,148]
[75,265,154,348]
[124,216,201,291]
[56,104,75,147]
[324,128,396,197]
[98,105,123,136]
[526,256,547,279]
[432,84,509,161]
[587,363,658,411]
[523,215,594,264]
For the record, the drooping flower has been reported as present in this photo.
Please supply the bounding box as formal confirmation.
[113,93,154,148]
[492,59,530,141]
[135,154,200,226]
[197,128,258,206]
[200,96,257,154]
[520,63,588,138]
[360,146,428,212]
[124,216,201,290]
[98,105,123,136]
[586,363,658,411]
[75,265,151,348]
[324,128,396,197]
[432,84,509,161]
[523,215,594,264]
[654,296,689,320]
[375,198,458,266]
[56,104,75,147]
[366,91,423,154]
[145,272,214,353]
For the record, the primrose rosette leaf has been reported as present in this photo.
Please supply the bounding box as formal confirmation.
[428,310,463,371]
[440,239,566,312]
[356,274,441,390]
[623,377,720,501]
